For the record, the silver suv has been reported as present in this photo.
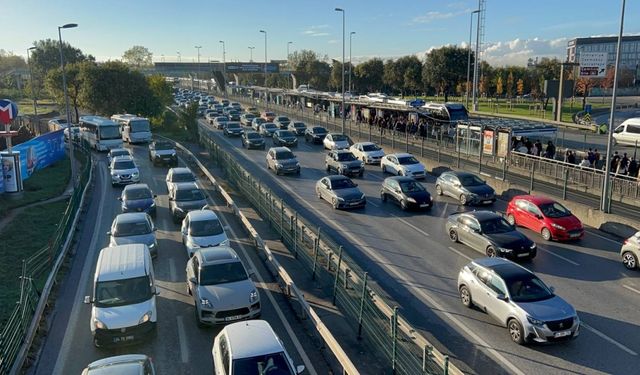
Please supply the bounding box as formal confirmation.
[266,147,300,175]
[325,150,364,177]
[169,182,208,223]
[457,257,580,345]
[110,156,140,186]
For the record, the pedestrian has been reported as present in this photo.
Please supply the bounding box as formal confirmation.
[611,151,620,173]
[629,158,639,177]
[619,152,630,175]
[579,156,591,168]
[545,141,556,159]
[587,148,596,167]
[531,142,539,157]
[534,140,543,157]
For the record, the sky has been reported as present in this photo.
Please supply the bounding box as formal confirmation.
[3,0,640,67]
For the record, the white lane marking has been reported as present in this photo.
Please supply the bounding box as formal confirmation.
[537,247,580,266]
[394,216,430,237]
[440,202,450,218]
[53,163,108,375]
[368,200,380,208]
[176,315,189,363]
[448,246,473,261]
[169,257,177,282]
[586,230,622,245]
[622,284,640,296]
[582,322,638,356]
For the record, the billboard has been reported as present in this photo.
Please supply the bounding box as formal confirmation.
[579,52,607,77]
[225,63,280,73]
[483,130,494,155]
[1,152,21,192]
[13,129,66,180]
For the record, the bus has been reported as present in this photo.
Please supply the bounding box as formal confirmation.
[79,115,123,151]
[111,114,152,144]
[421,102,469,123]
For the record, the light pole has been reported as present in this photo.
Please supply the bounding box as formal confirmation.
[602,0,627,213]
[195,46,202,90]
[58,23,78,187]
[471,6,481,111]
[260,30,268,109]
[219,40,226,94]
[287,41,292,89]
[349,31,355,94]
[248,46,255,62]
[466,10,480,109]
[26,46,37,116]
[177,51,181,62]
[335,7,345,134]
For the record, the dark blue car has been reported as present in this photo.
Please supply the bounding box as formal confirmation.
[380,176,433,210]
[119,183,157,216]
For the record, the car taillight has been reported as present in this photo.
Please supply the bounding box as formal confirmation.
[624,239,629,245]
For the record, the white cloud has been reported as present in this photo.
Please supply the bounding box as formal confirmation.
[311,32,329,37]
[411,11,457,24]
[328,39,338,44]
[302,24,331,36]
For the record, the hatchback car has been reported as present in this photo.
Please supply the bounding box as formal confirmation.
[457,257,580,344]
[186,246,261,326]
[380,176,432,210]
[316,175,366,209]
[241,131,266,150]
[436,171,496,205]
[272,130,298,147]
[251,117,266,131]
[304,126,328,144]
[107,148,132,165]
[110,156,140,186]
[119,184,157,216]
[108,213,158,258]
[446,211,537,260]
[350,142,385,164]
[288,121,307,135]
[165,167,196,196]
[325,150,364,177]
[323,133,351,150]
[169,182,208,223]
[181,210,229,257]
[506,195,583,241]
[620,231,640,269]
[380,153,426,179]
[213,116,229,130]
[81,354,155,375]
[266,147,300,175]
[223,121,244,137]
[259,122,278,137]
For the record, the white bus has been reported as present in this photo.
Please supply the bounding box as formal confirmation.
[111,114,152,144]
[79,115,123,151]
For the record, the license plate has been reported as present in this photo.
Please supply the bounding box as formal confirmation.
[554,330,571,338]
[349,202,359,206]
[483,200,493,204]
[517,253,529,258]
[224,315,243,321]
[570,233,581,238]
[113,335,134,343]
[420,204,429,208]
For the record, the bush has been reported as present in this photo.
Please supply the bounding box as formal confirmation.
[179,103,198,141]
[151,109,178,132]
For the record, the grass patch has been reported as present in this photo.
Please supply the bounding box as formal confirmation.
[0,200,69,325]
[0,158,71,218]
[16,98,59,116]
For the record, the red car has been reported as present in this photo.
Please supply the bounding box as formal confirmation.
[506,195,583,241]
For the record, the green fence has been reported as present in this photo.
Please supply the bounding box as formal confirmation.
[0,141,92,375]
[197,123,462,375]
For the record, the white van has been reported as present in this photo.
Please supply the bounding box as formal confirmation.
[85,244,158,347]
[613,117,640,146]
[111,114,152,144]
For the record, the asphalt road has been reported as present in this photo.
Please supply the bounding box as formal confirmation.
[198,115,640,375]
[30,144,328,374]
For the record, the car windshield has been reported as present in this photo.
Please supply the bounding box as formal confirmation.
[247,133,261,139]
[479,217,514,234]
[293,122,305,128]
[110,150,129,158]
[199,262,247,285]
[275,151,295,160]
[397,156,419,165]
[264,123,277,129]
[332,134,347,141]
[362,144,381,152]
[506,274,554,303]
[95,276,152,308]
[130,120,150,132]
[244,114,256,119]
[459,174,484,186]
[216,117,229,122]
[124,188,151,200]
[175,189,205,201]
[331,178,356,189]
[114,160,135,170]
[265,112,275,117]
[336,152,356,161]
[155,142,174,150]
[227,122,241,129]
[172,172,195,182]
[189,218,224,236]
[99,126,121,140]
[114,220,151,236]
[277,117,290,122]
[313,127,327,134]
[538,202,571,218]
[278,131,295,138]
[232,352,292,375]
[400,181,425,193]
[254,118,265,124]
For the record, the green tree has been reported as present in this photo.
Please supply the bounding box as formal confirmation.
[506,71,514,98]
[30,39,93,76]
[122,45,153,68]
[45,61,93,122]
[400,55,423,95]
[289,49,331,91]
[329,60,344,91]
[147,74,174,108]
[422,46,470,102]
[383,59,403,95]
[180,102,199,141]
[354,58,383,93]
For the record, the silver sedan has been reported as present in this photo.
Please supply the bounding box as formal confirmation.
[315,175,366,209]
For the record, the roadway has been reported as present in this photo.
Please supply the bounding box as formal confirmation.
[30,144,329,374]
[197,114,640,375]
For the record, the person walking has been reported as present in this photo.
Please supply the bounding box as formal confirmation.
[545,140,556,159]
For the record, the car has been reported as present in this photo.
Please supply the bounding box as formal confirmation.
[119,184,157,216]
[48,118,69,129]
[223,121,244,137]
[240,113,256,126]
[186,246,261,326]
[240,131,266,150]
[110,156,140,186]
[165,167,197,196]
[350,142,385,165]
[206,111,218,124]
[273,116,291,129]
[287,121,307,135]
[447,211,537,260]
[251,117,266,131]
[316,175,366,209]
[81,354,156,375]
[221,99,230,106]
[457,257,580,344]
[380,176,432,210]
[108,213,158,258]
[107,148,132,165]
[304,126,328,144]
[169,182,208,223]
[148,140,177,167]
[266,147,300,175]
[380,153,426,179]
[260,111,276,122]
[258,122,278,137]
[621,231,640,269]
[213,116,230,130]
[436,171,496,205]
[228,111,241,122]
[181,210,229,257]
[64,126,81,143]
[325,149,364,177]
[212,320,305,375]
[323,133,351,150]
[247,107,260,116]
[506,195,583,241]
[272,130,298,147]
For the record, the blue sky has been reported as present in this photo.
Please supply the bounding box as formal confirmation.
[3,0,640,66]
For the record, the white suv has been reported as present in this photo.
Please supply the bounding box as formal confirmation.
[110,155,140,186]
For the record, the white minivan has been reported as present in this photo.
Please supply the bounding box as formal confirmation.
[112,114,153,144]
[613,117,640,146]
[85,244,158,347]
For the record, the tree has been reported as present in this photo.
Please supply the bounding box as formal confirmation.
[180,102,199,141]
[30,39,93,76]
[289,50,331,91]
[354,58,383,93]
[455,82,465,96]
[45,61,93,122]
[147,74,174,108]
[479,75,487,98]
[422,46,469,102]
[495,75,503,98]
[400,55,423,95]
[506,71,514,98]
[122,45,153,68]
[516,78,525,96]
[575,77,597,109]
[329,60,344,91]
[383,59,403,95]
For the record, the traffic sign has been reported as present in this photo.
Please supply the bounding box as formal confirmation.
[0,99,18,125]
[579,52,607,78]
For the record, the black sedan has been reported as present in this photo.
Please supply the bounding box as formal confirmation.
[272,130,298,147]
[380,176,432,210]
[304,126,328,144]
[241,131,266,150]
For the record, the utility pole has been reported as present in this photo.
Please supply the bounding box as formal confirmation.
[466,10,479,109]
[287,41,293,90]
[260,30,268,109]
[335,7,346,134]
[58,23,78,187]
[195,46,202,90]
[219,40,226,95]
[349,31,355,93]
[26,46,38,116]
[248,46,255,62]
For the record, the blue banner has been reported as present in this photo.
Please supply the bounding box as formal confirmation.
[13,129,66,180]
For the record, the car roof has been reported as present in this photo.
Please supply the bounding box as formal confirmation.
[462,210,501,221]
[114,212,149,224]
[391,153,412,158]
[385,176,415,183]
[96,244,150,282]
[445,171,476,178]
[86,354,149,371]
[326,175,350,181]
[112,155,134,162]
[226,121,241,126]
[513,194,554,205]
[333,149,353,154]
[222,320,284,359]
[270,146,291,152]
[197,246,238,265]
[169,167,192,175]
[109,148,129,154]
[123,183,150,192]
[187,209,219,221]
[355,141,375,146]
[174,182,199,190]
[473,258,532,280]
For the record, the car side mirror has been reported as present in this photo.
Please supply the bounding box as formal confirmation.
[155,287,161,296]
[535,214,543,219]
[153,227,158,232]
[296,365,306,374]
[354,183,358,187]
[496,293,508,302]
[472,228,481,234]
[169,197,174,201]
[248,269,256,277]
[106,231,111,236]
[84,295,93,304]
[189,277,198,284]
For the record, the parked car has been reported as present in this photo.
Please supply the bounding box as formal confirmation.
[304,126,328,144]
[316,175,366,209]
[274,116,291,129]
[506,195,583,241]
[261,111,276,122]
[223,121,244,137]
[107,148,132,165]
[119,184,157,216]
[81,354,155,375]
[457,257,579,344]
[613,118,640,146]
[287,121,307,135]
[148,140,177,167]
[240,113,256,126]
[213,116,229,130]
[166,167,196,196]
[186,246,261,326]
[621,231,640,269]
[436,171,495,205]
[241,131,266,150]
[446,211,537,260]
[181,210,229,257]
[325,149,364,177]
[323,133,351,150]
[266,147,300,175]
[110,156,140,186]
[272,130,298,147]
[350,142,385,164]
[259,122,278,137]
[380,176,432,210]
[169,182,208,223]
[251,117,266,131]
[108,213,158,258]
[380,153,426,179]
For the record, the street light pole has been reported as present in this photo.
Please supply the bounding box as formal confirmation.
[219,40,226,95]
[260,30,268,109]
[195,46,202,90]
[602,0,627,213]
[335,7,345,135]
[466,10,479,109]
[248,46,255,62]
[287,41,292,90]
[471,6,481,111]
[58,23,78,187]
[349,32,355,94]
[26,46,37,116]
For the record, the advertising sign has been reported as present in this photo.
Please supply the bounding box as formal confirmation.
[13,129,66,180]
[497,131,510,158]
[2,152,21,192]
[579,52,607,77]
[0,99,18,125]
[483,130,494,155]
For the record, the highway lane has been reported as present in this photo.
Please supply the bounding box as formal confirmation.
[31,144,328,375]
[199,116,640,375]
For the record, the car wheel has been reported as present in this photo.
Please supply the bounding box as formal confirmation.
[316,189,322,199]
[400,199,408,211]
[622,251,638,269]
[296,168,301,175]
[541,227,552,241]
[459,194,468,205]
[332,197,339,209]
[448,229,458,242]
[435,184,443,196]
[194,305,205,328]
[486,246,497,257]
[459,285,473,308]
[508,319,526,345]
[507,214,516,226]
[305,137,309,143]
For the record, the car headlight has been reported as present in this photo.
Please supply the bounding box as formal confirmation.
[360,193,365,200]
[530,243,537,249]
[150,202,156,207]
[139,311,152,324]
[132,171,139,177]
[499,247,513,253]
[341,164,349,169]
[337,197,345,202]
[551,223,566,231]
[187,240,199,249]
[276,163,283,169]
[174,206,184,213]
[94,318,107,330]
[359,162,364,167]
[149,242,156,249]
[295,162,300,167]
[219,239,230,247]
[200,298,212,308]
[527,316,545,326]
[250,290,259,303]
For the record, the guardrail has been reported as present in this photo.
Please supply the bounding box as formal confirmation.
[195,123,463,375]
[1,141,93,375]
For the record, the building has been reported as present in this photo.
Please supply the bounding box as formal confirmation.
[567,36,640,69]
